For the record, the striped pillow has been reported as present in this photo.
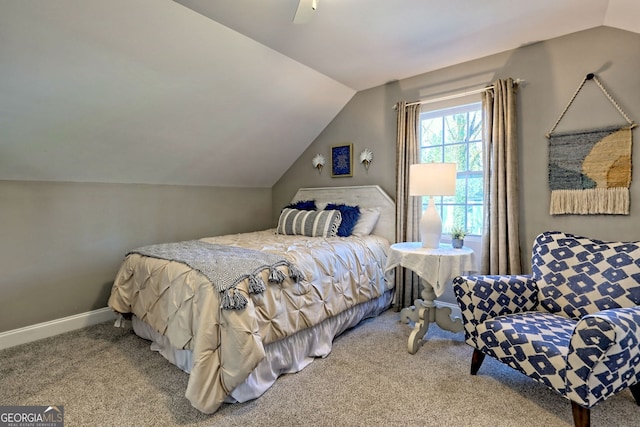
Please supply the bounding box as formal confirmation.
[276,208,342,237]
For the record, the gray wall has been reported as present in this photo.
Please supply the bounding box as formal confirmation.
[274,26,640,274]
[6,26,640,333]
[0,181,271,332]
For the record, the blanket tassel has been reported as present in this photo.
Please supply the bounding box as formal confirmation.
[221,289,248,310]
[248,274,266,293]
[269,267,287,283]
[288,264,305,282]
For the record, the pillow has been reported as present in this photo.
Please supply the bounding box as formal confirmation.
[325,203,361,237]
[277,208,342,237]
[284,199,317,211]
[351,207,381,237]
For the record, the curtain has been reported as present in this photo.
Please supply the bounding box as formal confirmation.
[394,101,422,309]
[481,78,522,275]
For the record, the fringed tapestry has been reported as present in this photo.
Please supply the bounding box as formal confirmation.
[548,126,632,215]
[546,73,636,215]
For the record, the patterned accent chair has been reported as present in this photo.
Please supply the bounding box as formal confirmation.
[453,231,640,427]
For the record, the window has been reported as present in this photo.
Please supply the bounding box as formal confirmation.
[418,102,483,236]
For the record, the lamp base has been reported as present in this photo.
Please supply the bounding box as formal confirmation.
[419,197,442,249]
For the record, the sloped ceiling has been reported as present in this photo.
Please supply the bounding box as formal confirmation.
[0,0,354,187]
[178,0,640,92]
[1,0,638,187]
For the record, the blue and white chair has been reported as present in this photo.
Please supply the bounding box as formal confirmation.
[454,231,640,427]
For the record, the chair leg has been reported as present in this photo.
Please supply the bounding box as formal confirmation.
[571,402,590,427]
[470,349,485,375]
[630,382,640,406]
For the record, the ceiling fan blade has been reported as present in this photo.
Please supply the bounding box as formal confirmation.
[293,0,317,24]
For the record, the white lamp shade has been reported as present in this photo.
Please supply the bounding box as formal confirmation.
[409,163,457,196]
[409,163,457,248]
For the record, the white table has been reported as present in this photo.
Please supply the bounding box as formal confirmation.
[386,242,475,354]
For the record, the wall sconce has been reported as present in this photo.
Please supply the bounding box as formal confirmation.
[312,154,325,174]
[360,148,373,172]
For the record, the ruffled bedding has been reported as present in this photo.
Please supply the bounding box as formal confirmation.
[108,229,393,413]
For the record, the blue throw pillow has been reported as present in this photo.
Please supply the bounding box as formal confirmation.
[284,200,317,211]
[325,203,360,237]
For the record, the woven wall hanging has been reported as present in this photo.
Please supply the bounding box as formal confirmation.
[546,73,636,215]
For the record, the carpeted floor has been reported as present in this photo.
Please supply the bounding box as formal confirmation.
[1,309,638,427]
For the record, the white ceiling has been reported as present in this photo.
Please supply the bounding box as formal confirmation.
[176,0,640,91]
[1,0,638,188]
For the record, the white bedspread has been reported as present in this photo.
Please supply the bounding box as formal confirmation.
[108,229,392,413]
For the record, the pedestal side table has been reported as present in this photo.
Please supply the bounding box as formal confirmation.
[386,242,475,354]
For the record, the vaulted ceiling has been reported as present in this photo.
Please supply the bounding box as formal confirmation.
[2,0,638,187]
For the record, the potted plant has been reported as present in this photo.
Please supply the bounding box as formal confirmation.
[450,226,467,249]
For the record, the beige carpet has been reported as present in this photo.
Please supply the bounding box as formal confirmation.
[1,309,638,427]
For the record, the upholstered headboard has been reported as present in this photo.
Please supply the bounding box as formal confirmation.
[290,185,396,243]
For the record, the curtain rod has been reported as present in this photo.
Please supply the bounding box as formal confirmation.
[397,78,523,109]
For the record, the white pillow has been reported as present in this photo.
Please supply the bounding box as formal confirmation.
[351,207,381,237]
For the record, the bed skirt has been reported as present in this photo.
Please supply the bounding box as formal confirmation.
[132,288,394,404]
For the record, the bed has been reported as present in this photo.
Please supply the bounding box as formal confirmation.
[108,185,396,413]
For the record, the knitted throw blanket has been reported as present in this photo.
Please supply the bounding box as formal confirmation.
[129,240,304,310]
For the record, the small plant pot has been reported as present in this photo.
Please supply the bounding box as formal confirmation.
[452,238,464,249]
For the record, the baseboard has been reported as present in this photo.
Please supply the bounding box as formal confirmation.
[0,307,117,350]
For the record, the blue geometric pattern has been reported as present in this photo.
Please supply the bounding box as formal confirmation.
[454,231,640,410]
[565,306,640,406]
[532,232,640,320]
[476,312,574,392]
[453,275,538,347]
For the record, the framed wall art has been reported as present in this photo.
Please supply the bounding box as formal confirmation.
[331,144,353,177]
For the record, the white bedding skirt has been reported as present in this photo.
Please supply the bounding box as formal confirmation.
[133,289,394,403]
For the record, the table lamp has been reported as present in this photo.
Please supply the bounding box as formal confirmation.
[409,163,457,248]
